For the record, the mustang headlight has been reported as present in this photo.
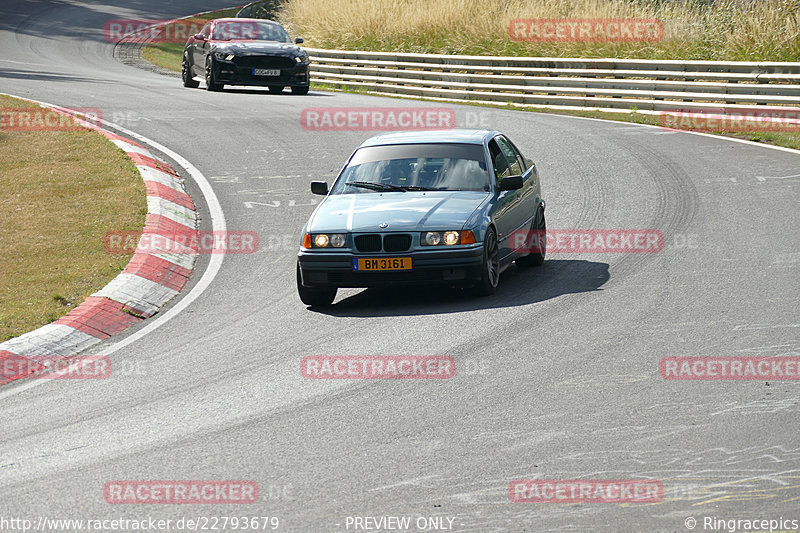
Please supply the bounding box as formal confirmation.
[304,233,346,248]
[213,51,234,61]
[421,230,476,246]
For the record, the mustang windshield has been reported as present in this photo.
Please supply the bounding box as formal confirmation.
[212,21,290,42]
[332,143,489,194]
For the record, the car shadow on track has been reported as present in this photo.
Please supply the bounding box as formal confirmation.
[310,259,610,317]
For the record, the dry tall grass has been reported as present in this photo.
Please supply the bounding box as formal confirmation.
[279,0,800,60]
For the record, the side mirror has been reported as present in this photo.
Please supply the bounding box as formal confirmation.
[194,33,205,41]
[295,37,304,44]
[498,175,523,191]
[311,181,329,195]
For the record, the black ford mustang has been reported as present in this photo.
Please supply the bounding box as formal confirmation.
[182,18,310,94]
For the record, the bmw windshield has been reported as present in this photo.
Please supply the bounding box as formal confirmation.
[331,143,490,194]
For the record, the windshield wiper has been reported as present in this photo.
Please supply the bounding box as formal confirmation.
[397,185,438,191]
[345,181,407,192]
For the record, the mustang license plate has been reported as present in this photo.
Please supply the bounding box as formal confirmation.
[252,68,280,76]
[353,257,412,271]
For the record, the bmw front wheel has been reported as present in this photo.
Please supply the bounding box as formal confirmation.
[475,227,500,295]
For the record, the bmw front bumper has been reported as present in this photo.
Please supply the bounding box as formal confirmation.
[297,246,484,288]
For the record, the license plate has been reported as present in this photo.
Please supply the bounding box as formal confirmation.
[252,68,280,76]
[353,257,412,271]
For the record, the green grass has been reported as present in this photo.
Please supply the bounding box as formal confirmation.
[0,95,146,341]
[143,43,184,72]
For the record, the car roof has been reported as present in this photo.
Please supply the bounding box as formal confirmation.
[359,129,498,148]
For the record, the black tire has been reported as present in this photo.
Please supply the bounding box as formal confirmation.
[291,85,309,95]
[297,264,337,306]
[268,85,284,94]
[516,207,546,267]
[182,52,199,88]
[475,227,500,296]
[205,56,223,92]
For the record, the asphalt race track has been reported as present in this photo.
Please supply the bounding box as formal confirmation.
[1,1,799,531]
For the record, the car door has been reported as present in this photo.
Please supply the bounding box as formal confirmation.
[192,22,212,74]
[488,137,526,261]
[496,135,539,247]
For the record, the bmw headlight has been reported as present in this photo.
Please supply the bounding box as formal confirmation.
[421,230,477,246]
[424,232,442,246]
[303,233,347,248]
[294,54,309,64]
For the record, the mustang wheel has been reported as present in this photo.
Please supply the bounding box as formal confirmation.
[516,207,546,267]
[291,85,309,95]
[475,227,500,295]
[182,52,199,88]
[297,263,337,306]
[205,56,223,92]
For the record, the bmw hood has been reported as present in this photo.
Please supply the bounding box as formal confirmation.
[307,191,490,233]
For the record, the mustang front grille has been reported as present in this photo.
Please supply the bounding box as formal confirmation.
[233,56,295,69]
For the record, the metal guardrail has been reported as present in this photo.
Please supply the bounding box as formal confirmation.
[307,48,800,113]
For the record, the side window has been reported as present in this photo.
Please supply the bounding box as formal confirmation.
[488,139,511,183]
[503,137,529,172]
[495,136,524,176]
[202,23,212,38]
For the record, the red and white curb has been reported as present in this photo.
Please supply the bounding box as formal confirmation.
[1,104,198,385]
